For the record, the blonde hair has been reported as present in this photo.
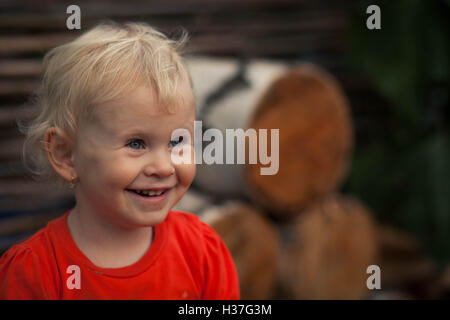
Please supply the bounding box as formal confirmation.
[21,21,190,183]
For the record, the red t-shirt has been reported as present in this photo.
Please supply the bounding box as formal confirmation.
[0,210,240,300]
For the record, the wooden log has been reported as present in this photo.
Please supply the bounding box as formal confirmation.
[0,193,74,213]
[0,1,352,59]
[186,56,240,112]
[0,105,39,126]
[0,179,72,197]
[0,60,42,77]
[201,202,280,299]
[0,34,75,55]
[367,289,416,300]
[0,138,23,161]
[186,33,343,56]
[277,194,378,299]
[245,63,353,218]
[185,56,241,198]
[0,13,68,31]
[439,266,450,299]
[0,161,28,179]
[172,188,212,214]
[0,0,307,20]
[0,211,61,237]
[186,57,288,198]
[0,80,40,96]
[375,225,438,298]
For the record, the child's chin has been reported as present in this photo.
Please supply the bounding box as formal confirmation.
[135,209,170,227]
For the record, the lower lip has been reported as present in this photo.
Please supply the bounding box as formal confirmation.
[126,189,171,207]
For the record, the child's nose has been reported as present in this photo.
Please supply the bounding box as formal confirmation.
[143,149,175,178]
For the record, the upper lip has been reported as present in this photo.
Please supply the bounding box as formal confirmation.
[127,186,173,191]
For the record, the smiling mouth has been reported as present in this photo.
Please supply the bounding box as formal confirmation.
[127,189,169,197]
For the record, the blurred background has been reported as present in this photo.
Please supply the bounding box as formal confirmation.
[0,0,449,299]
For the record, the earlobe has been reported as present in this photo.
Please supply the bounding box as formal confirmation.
[44,127,76,182]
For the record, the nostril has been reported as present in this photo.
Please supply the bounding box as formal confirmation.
[142,163,176,178]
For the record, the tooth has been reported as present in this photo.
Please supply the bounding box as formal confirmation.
[133,189,164,196]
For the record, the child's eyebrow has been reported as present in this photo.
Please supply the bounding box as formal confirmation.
[117,121,194,138]
[117,129,151,139]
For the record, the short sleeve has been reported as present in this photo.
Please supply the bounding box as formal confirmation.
[199,221,240,300]
[0,245,54,299]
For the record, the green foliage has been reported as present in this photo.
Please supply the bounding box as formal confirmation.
[345,0,450,266]
[346,135,450,265]
[347,0,449,129]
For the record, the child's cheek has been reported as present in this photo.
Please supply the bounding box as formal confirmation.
[177,144,196,187]
[78,148,127,189]
[178,162,196,189]
[100,153,137,185]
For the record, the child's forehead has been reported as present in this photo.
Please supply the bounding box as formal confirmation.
[94,82,195,119]
[86,85,195,134]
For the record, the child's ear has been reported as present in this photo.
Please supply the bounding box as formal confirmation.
[44,127,76,182]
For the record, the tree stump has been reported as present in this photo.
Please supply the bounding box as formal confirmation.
[277,194,378,299]
[186,57,288,198]
[245,64,353,219]
[375,224,438,298]
[201,202,280,299]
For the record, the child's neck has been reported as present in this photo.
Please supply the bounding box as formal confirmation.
[67,206,153,269]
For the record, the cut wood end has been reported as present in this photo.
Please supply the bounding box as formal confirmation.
[200,201,280,299]
[375,224,437,288]
[277,194,378,300]
[245,63,354,216]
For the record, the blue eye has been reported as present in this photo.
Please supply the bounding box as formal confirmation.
[169,136,183,147]
[127,139,145,150]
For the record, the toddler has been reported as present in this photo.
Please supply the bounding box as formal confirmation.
[0,22,239,300]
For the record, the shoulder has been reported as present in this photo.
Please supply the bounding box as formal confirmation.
[1,242,36,265]
[2,217,57,263]
[165,210,240,299]
[165,210,223,246]
[1,225,50,265]
[0,242,49,299]
[0,218,62,299]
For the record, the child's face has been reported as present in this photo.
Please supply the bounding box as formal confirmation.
[72,80,196,228]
